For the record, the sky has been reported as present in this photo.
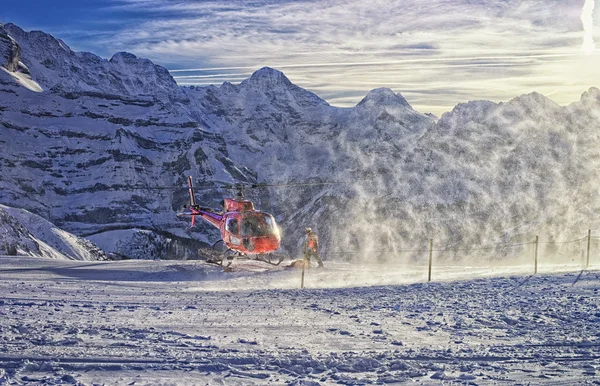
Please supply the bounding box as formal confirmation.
[1,0,600,116]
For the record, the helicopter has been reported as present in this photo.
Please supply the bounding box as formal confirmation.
[177,176,284,266]
[175,176,348,267]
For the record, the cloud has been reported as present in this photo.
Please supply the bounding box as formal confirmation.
[13,0,600,115]
[582,0,596,54]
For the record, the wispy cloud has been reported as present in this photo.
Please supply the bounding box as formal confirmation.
[582,0,596,54]
[7,0,600,115]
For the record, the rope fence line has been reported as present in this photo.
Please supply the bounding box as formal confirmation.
[538,236,589,244]
[432,241,536,253]
[307,230,598,287]
[324,248,430,255]
[324,236,590,256]
[428,233,595,280]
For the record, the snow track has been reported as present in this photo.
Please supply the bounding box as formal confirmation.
[0,257,599,385]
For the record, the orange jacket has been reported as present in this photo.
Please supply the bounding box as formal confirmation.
[306,232,318,252]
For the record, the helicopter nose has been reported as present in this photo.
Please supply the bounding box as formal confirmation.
[251,235,280,254]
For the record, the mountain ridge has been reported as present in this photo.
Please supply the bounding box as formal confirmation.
[1,22,600,262]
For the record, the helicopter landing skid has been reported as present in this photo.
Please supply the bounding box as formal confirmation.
[203,240,234,268]
[205,256,234,271]
[207,253,284,268]
[206,240,285,269]
[254,254,285,266]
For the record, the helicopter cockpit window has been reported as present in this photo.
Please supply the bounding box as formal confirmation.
[241,216,263,237]
[241,215,277,237]
[226,218,239,235]
[264,216,277,234]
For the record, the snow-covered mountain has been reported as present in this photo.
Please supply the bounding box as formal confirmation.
[1,23,185,101]
[0,204,106,260]
[1,22,600,261]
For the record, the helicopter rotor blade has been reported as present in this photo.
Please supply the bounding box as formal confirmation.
[106,178,357,193]
[115,182,228,192]
[247,181,350,189]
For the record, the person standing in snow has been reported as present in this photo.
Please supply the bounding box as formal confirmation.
[304,227,324,268]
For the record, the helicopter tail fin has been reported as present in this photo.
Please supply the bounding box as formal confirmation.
[187,176,197,226]
[187,176,197,207]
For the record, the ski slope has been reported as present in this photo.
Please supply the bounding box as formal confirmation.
[0,257,599,385]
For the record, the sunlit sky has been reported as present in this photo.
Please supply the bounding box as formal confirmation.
[2,0,600,115]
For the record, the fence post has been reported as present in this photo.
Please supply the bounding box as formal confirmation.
[587,229,591,269]
[428,239,433,282]
[534,235,539,274]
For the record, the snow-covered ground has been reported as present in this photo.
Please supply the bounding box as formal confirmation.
[0,256,599,385]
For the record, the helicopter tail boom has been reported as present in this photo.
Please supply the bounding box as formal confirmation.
[177,207,223,229]
[180,176,223,228]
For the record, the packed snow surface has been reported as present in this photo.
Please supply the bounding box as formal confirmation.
[0,257,599,385]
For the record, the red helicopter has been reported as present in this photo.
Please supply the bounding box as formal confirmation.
[177,176,283,266]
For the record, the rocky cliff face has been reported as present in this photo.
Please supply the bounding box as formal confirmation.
[0,24,20,72]
[1,23,599,261]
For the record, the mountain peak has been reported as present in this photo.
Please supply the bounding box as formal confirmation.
[580,87,600,103]
[109,51,139,63]
[357,87,412,109]
[2,23,21,35]
[236,66,327,107]
[508,91,559,109]
[4,22,72,54]
[242,67,292,88]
